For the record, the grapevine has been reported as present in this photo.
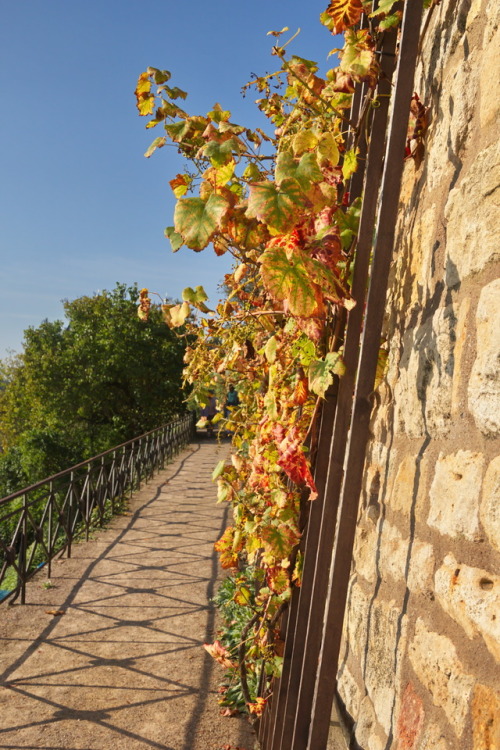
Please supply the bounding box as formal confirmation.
[135,0,421,718]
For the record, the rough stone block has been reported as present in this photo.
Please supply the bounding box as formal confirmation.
[472,683,500,750]
[435,553,500,662]
[445,140,500,286]
[408,204,438,306]
[395,682,424,750]
[390,454,417,516]
[394,306,456,438]
[345,582,371,662]
[480,455,500,553]
[353,522,378,584]
[416,723,450,750]
[479,24,500,128]
[427,450,485,540]
[468,279,500,435]
[337,665,363,720]
[365,599,407,734]
[409,618,475,737]
[354,695,380,750]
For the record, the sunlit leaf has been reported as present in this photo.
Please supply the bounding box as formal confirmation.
[144,136,166,158]
[169,301,190,327]
[308,352,346,398]
[317,132,340,167]
[342,148,359,181]
[292,130,318,156]
[323,0,364,34]
[212,459,226,481]
[370,0,397,15]
[203,137,241,167]
[264,335,278,363]
[246,179,308,234]
[169,173,191,198]
[164,226,183,252]
[174,194,229,251]
[260,245,323,317]
[183,285,211,312]
[260,522,300,559]
[276,151,323,191]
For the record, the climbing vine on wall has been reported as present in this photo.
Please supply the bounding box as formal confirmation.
[136,0,422,718]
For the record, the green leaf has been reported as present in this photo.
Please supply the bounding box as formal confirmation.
[212,459,226,481]
[144,136,166,158]
[291,336,317,367]
[207,103,231,122]
[308,352,346,397]
[264,390,279,420]
[260,246,321,317]
[243,162,263,181]
[203,137,241,167]
[369,0,397,16]
[246,179,307,233]
[264,335,278,363]
[146,67,171,84]
[182,285,211,312]
[379,13,401,29]
[341,32,375,78]
[276,151,322,191]
[164,226,183,252]
[174,194,229,251]
[165,119,191,142]
[342,148,359,181]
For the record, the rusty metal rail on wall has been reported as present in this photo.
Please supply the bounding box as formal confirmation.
[258,2,424,749]
[0,414,194,606]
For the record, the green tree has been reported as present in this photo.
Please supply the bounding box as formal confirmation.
[0,283,186,494]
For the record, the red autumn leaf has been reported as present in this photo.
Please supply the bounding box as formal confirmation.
[277,427,318,499]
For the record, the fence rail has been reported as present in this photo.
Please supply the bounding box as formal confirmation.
[0,414,194,605]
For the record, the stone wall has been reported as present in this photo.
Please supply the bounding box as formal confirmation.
[336,2,500,749]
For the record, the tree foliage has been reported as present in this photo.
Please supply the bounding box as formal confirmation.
[0,283,186,494]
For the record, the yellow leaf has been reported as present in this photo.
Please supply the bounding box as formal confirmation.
[169,301,190,327]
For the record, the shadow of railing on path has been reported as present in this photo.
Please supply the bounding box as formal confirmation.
[0,447,226,750]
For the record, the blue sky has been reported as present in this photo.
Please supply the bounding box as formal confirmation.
[0,0,336,358]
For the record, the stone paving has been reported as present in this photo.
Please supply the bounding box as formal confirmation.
[0,441,256,750]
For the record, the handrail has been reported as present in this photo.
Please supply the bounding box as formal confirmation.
[0,413,195,605]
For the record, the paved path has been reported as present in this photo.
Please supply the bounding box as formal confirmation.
[0,442,256,750]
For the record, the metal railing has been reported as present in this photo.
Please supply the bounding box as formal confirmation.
[0,414,194,605]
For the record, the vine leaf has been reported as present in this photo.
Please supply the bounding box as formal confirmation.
[277,427,317,499]
[246,179,308,234]
[308,352,346,398]
[260,522,300,559]
[144,137,166,158]
[342,148,359,181]
[164,226,183,252]
[168,301,191,327]
[341,29,377,80]
[182,285,211,312]
[174,194,229,251]
[260,245,323,318]
[322,0,364,33]
[264,335,278,363]
[135,72,155,116]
